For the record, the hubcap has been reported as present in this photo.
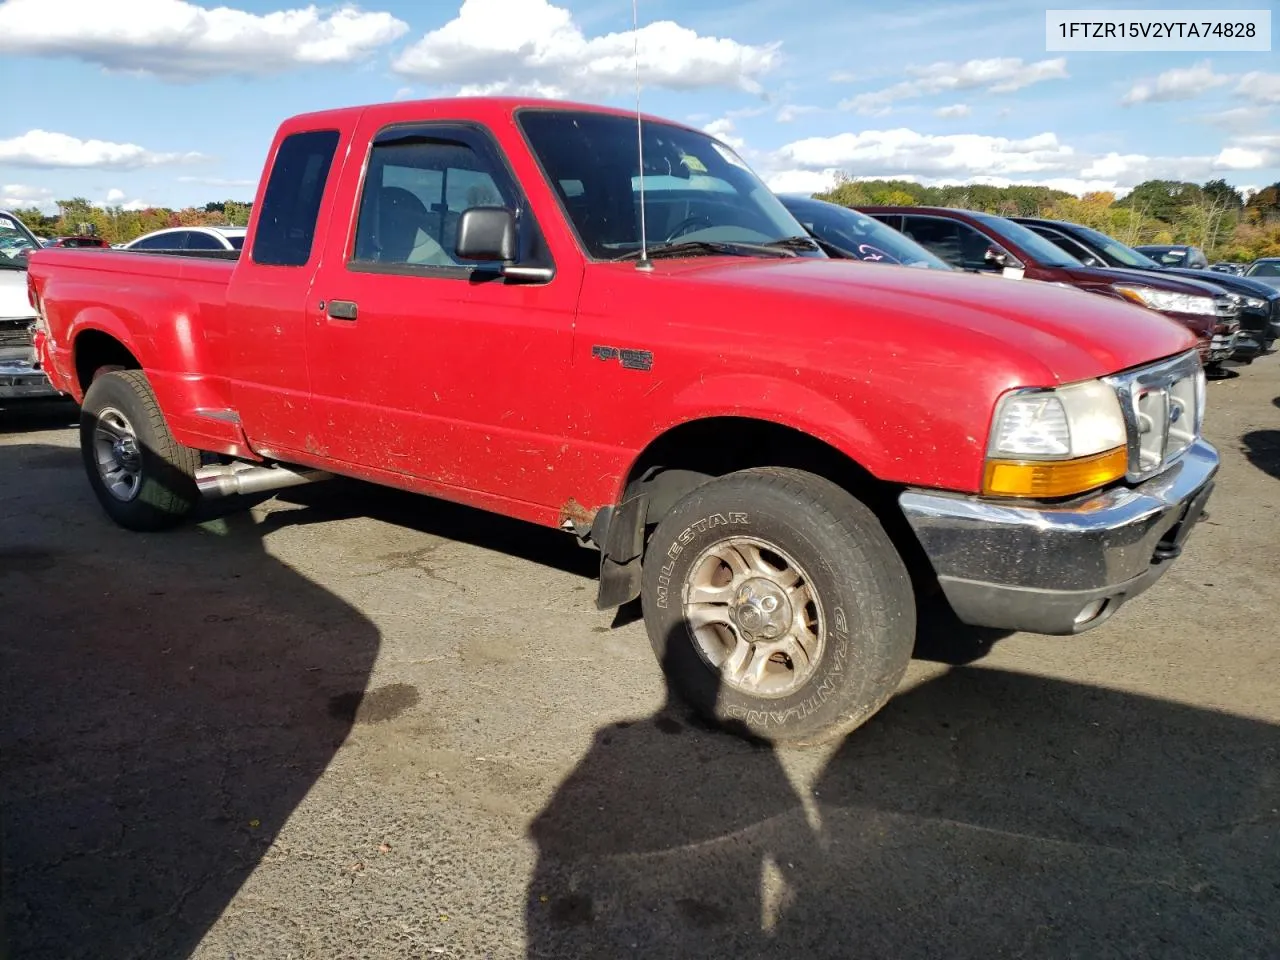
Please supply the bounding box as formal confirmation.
[92,406,143,501]
[682,537,826,699]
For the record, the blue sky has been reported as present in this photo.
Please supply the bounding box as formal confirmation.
[0,0,1276,214]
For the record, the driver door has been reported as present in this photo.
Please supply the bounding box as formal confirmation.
[305,118,584,507]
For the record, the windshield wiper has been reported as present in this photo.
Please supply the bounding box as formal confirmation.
[615,239,798,262]
[762,235,824,254]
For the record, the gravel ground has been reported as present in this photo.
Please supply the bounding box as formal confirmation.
[1,357,1277,960]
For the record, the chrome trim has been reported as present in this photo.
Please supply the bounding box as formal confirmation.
[1104,349,1203,483]
[899,438,1219,633]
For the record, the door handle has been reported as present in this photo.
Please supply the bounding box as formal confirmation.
[326,300,358,321]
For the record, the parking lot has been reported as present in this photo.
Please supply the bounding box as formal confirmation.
[1,358,1277,959]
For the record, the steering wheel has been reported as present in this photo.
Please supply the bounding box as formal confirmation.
[665,215,715,242]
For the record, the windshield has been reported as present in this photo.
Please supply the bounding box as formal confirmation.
[972,213,1082,268]
[518,109,822,261]
[1246,260,1280,279]
[1068,224,1160,268]
[0,214,40,270]
[780,196,951,270]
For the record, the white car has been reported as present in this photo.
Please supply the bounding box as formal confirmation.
[123,225,246,252]
[0,209,60,400]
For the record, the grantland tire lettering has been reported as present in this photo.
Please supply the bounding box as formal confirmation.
[653,512,749,610]
[723,604,851,728]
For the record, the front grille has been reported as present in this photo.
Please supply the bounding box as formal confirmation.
[1104,350,1203,482]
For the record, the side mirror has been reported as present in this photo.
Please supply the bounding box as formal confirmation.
[983,245,1012,269]
[455,206,517,262]
[1082,255,1101,267]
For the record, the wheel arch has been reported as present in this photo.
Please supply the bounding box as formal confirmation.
[73,327,142,395]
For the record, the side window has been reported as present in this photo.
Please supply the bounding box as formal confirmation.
[131,233,178,250]
[184,231,224,250]
[869,213,903,230]
[252,129,340,267]
[902,217,978,268]
[351,133,512,270]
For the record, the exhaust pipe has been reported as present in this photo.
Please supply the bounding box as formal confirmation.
[196,463,332,499]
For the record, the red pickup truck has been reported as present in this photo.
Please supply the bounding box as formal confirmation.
[28,97,1218,744]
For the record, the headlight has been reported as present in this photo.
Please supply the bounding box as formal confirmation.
[984,379,1128,498]
[1243,296,1266,310]
[1112,284,1215,316]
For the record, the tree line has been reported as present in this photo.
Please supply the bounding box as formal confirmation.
[9,198,252,245]
[814,178,1280,262]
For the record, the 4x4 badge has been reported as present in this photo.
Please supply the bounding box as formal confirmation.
[592,345,653,372]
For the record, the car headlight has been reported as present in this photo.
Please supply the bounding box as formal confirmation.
[1243,296,1267,310]
[984,379,1128,498]
[1112,284,1215,316]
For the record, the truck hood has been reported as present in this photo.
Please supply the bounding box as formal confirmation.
[650,257,1195,383]
[0,268,34,320]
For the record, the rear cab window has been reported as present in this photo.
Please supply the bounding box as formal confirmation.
[252,129,341,267]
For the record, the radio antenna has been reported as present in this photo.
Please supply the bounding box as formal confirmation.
[632,0,652,271]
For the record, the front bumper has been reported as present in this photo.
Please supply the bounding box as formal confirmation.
[899,439,1219,636]
[0,359,60,399]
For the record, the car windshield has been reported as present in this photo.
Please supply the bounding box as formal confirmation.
[972,213,1082,268]
[1068,224,1160,268]
[0,214,40,270]
[518,109,822,261]
[780,196,950,270]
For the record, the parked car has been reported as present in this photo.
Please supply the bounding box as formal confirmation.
[29,97,1219,744]
[0,210,61,400]
[1010,217,1279,359]
[1244,257,1280,290]
[1210,262,1244,276]
[861,206,1240,368]
[44,235,110,249]
[775,194,952,269]
[1135,244,1209,269]
[123,225,246,253]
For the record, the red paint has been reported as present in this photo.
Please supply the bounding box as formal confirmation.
[29,98,1198,524]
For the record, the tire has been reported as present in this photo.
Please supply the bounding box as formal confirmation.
[79,370,200,531]
[640,466,915,745]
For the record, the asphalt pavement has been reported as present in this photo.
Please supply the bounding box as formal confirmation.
[1,358,1277,960]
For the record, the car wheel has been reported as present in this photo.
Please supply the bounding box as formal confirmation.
[640,466,915,744]
[79,370,200,531]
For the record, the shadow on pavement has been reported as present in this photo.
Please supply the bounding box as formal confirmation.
[0,442,380,959]
[1241,429,1280,481]
[0,397,78,435]
[527,664,1278,958]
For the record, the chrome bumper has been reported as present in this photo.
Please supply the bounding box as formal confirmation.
[0,359,60,399]
[899,439,1219,635]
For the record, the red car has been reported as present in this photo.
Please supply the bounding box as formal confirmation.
[27,97,1217,743]
[860,206,1240,368]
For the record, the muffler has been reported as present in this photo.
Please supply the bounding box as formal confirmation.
[196,463,332,499]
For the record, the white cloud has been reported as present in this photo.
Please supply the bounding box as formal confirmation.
[393,86,415,100]
[391,0,779,99]
[1198,106,1272,131]
[0,0,408,80]
[0,130,206,169]
[1237,71,1280,104]
[176,175,256,188]
[776,128,1076,178]
[1122,60,1230,105]
[776,104,820,122]
[840,57,1067,114]
[764,125,1276,199]
[104,188,125,203]
[703,118,746,151]
[935,104,971,118]
[0,183,57,213]
[94,189,151,212]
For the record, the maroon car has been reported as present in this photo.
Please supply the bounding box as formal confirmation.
[860,206,1240,367]
[45,236,110,249]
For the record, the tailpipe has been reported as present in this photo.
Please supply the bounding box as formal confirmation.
[196,463,332,499]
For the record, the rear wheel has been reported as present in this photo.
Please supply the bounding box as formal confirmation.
[640,467,916,744]
[79,370,200,531]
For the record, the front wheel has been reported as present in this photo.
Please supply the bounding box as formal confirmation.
[79,370,201,531]
[640,467,916,745]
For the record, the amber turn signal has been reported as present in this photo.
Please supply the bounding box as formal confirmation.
[982,446,1128,498]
